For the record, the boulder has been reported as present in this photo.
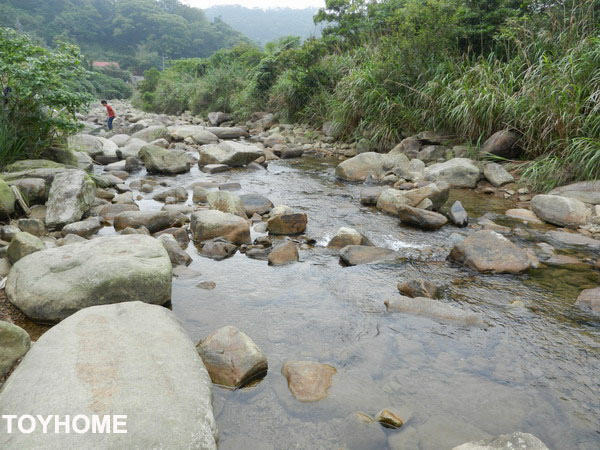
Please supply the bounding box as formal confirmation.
[67,134,104,157]
[0,179,16,217]
[239,194,273,216]
[139,145,191,174]
[109,133,131,147]
[453,432,548,450]
[335,152,409,182]
[505,208,542,224]
[422,158,481,188]
[190,210,250,244]
[327,227,372,248]
[389,137,422,158]
[264,133,286,147]
[196,326,267,388]
[417,145,448,163]
[480,130,521,159]
[154,227,190,249]
[7,232,45,264]
[45,170,96,229]
[207,191,247,218]
[205,127,249,139]
[130,125,171,143]
[281,360,336,402]
[153,187,188,203]
[267,213,307,235]
[575,287,600,314]
[376,188,412,215]
[199,238,238,260]
[397,205,448,230]
[483,163,514,187]
[7,178,46,205]
[156,234,192,266]
[268,241,299,265]
[377,183,449,216]
[170,125,219,145]
[74,151,94,171]
[113,211,171,233]
[61,217,102,238]
[40,147,79,167]
[207,112,232,126]
[198,141,263,167]
[397,279,438,298]
[0,302,217,449]
[0,321,30,378]
[549,181,600,205]
[339,245,396,266]
[202,164,230,174]
[17,218,46,237]
[322,121,343,139]
[5,159,64,172]
[448,201,468,227]
[5,235,172,323]
[449,230,531,274]
[193,186,209,203]
[385,296,483,326]
[360,187,386,205]
[99,203,139,222]
[117,138,147,159]
[531,194,591,227]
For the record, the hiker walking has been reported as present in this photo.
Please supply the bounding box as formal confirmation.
[101,100,116,130]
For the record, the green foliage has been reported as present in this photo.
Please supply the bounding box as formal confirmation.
[0,27,92,165]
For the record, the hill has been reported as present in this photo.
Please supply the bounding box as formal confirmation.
[204,5,323,46]
[0,0,250,73]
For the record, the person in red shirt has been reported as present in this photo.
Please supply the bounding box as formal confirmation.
[101,100,116,130]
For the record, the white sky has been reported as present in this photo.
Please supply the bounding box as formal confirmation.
[188,1,325,9]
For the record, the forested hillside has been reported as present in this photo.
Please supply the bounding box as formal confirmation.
[204,6,324,46]
[0,0,249,74]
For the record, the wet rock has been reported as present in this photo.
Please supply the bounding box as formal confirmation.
[199,238,238,260]
[125,156,143,172]
[113,210,171,233]
[448,201,468,227]
[267,213,307,235]
[205,126,249,140]
[130,125,171,143]
[375,409,404,429]
[531,194,590,227]
[139,145,191,174]
[0,302,217,449]
[268,241,299,265]
[196,325,267,388]
[453,432,548,450]
[45,169,96,229]
[154,227,189,249]
[376,189,412,215]
[339,245,396,266]
[153,186,188,203]
[479,218,511,235]
[17,218,46,237]
[207,191,247,218]
[575,287,600,314]
[246,247,271,260]
[360,187,386,205]
[505,208,543,224]
[327,227,372,248]
[397,205,448,230]
[240,194,274,216]
[218,182,242,191]
[480,130,521,159]
[7,178,47,204]
[202,164,230,174]
[397,279,438,298]
[281,147,304,159]
[157,234,192,266]
[483,163,514,187]
[199,141,263,168]
[449,230,531,274]
[335,152,408,182]
[422,158,480,188]
[385,296,483,326]
[544,230,600,250]
[282,360,336,402]
[0,321,31,378]
[191,210,250,244]
[7,232,45,264]
[549,181,600,205]
[61,217,102,238]
[193,185,209,203]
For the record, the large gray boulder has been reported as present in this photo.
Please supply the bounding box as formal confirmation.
[6,178,46,205]
[0,321,30,378]
[198,141,263,167]
[335,152,409,182]
[483,163,514,187]
[549,181,600,205]
[422,158,480,188]
[45,169,96,229]
[531,194,590,227]
[239,194,274,216]
[339,245,397,266]
[376,182,448,216]
[170,125,219,145]
[0,302,218,449]
[7,232,45,263]
[480,130,521,159]
[139,145,191,174]
[449,230,531,274]
[5,235,172,323]
[327,227,372,249]
[113,210,172,233]
[397,205,448,230]
[453,432,548,450]
[67,134,104,157]
[207,112,232,126]
[207,191,247,218]
[130,125,171,143]
[385,296,482,326]
[117,138,147,159]
[205,127,249,139]
[190,210,251,244]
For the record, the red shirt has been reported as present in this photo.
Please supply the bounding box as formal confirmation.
[104,104,116,118]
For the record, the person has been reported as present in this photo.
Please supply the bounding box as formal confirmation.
[101,100,116,130]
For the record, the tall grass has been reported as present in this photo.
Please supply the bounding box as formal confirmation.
[0,113,27,169]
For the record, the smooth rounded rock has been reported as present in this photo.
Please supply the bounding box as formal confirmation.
[281,360,336,402]
[0,321,30,378]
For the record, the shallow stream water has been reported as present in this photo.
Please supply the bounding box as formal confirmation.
[28,156,600,448]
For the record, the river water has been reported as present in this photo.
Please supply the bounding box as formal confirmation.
[26,156,600,448]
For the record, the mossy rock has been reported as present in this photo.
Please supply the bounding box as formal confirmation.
[0,179,16,217]
[5,159,65,173]
[40,147,79,167]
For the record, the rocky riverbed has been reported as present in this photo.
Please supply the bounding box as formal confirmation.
[0,101,598,449]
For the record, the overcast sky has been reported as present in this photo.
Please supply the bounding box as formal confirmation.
[188,1,325,9]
